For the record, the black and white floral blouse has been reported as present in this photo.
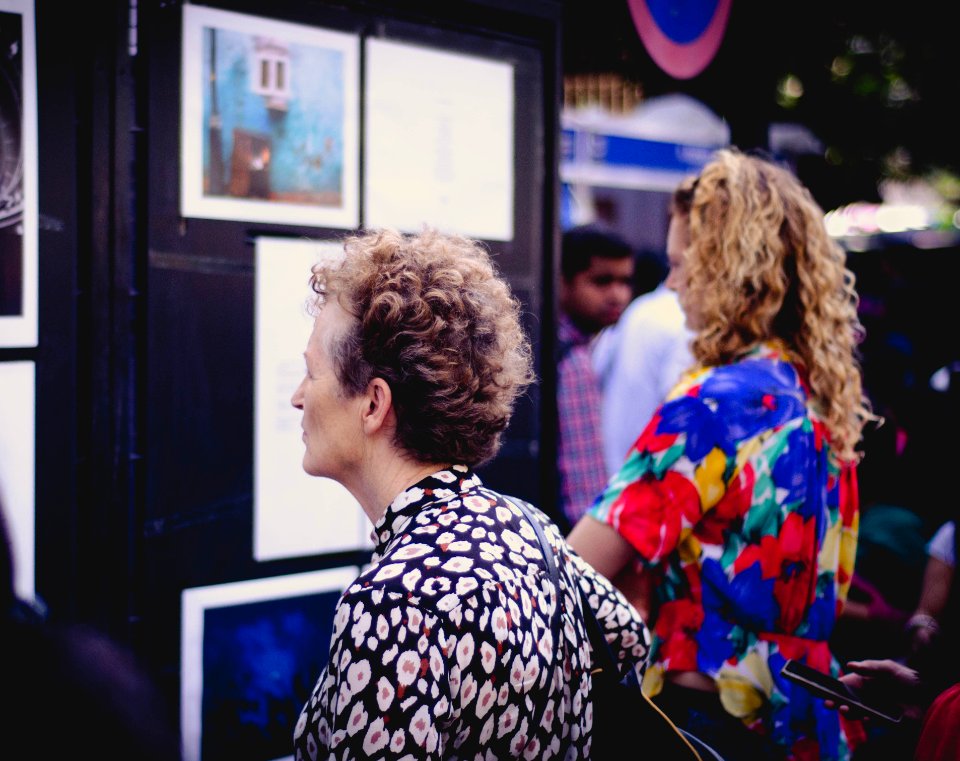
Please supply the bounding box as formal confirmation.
[294,465,650,760]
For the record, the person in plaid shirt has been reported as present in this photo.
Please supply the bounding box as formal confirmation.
[557,225,633,525]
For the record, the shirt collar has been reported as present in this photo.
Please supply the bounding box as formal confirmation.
[371,465,483,557]
[741,338,795,364]
[558,311,592,347]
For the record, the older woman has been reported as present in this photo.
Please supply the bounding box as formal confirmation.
[291,228,650,760]
[569,150,874,760]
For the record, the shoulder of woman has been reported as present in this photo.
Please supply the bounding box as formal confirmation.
[700,347,804,398]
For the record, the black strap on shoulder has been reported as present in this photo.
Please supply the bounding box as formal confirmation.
[508,497,710,760]
[506,497,564,742]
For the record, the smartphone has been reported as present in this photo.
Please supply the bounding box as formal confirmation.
[780,659,903,724]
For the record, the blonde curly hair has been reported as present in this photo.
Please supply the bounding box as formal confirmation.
[309,228,534,466]
[678,149,874,461]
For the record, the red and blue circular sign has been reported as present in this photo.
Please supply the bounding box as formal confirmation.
[627,0,732,79]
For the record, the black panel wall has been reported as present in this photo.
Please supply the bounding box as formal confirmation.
[30,0,562,726]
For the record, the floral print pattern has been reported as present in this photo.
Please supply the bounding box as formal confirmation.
[590,342,863,760]
[294,466,650,760]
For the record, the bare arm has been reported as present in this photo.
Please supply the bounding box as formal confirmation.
[568,516,656,619]
[914,556,954,620]
[907,556,954,656]
[567,515,636,582]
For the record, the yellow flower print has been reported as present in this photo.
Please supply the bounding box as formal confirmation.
[695,447,726,509]
[717,652,774,723]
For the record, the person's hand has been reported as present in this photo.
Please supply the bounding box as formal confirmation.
[824,659,926,723]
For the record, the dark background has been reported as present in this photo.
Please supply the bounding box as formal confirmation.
[563,0,960,214]
[14,2,563,744]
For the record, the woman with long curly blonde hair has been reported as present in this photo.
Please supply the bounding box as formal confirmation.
[569,150,873,760]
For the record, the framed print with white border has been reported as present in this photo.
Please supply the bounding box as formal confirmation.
[365,37,514,241]
[253,236,371,561]
[0,360,34,599]
[180,5,359,228]
[180,567,357,761]
[0,0,38,347]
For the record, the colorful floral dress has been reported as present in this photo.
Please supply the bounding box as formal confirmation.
[589,342,863,760]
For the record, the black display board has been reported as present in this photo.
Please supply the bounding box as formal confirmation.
[24,2,563,743]
[53,0,563,725]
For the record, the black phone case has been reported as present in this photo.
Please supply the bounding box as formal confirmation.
[780,659,903,724]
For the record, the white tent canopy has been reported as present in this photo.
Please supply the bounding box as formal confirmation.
[561,93,730,193]
[563,93,730,146]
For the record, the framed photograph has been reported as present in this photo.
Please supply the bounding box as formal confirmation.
[0,0,37,347]
[181,567,358,761]
[0,361,34,600]
[253,236,371,561]
[365,38,514,241]
[181,5,359,228]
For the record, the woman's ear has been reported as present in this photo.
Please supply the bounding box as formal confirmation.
[360,377,393,435]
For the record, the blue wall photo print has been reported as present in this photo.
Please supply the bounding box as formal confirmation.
[181,6,359,227]
[201,27,344,206]
[181,568,358,761]
[199,589,339,761]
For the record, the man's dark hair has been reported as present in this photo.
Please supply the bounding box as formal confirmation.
[560,225,632,280]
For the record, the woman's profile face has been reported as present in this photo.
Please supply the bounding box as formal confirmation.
[664,213,700,329]
[290,301,365,482]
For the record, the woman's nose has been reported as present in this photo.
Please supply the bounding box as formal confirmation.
[291,379,306,409]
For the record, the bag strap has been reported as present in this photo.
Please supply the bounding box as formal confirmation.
[505,496,564,739]
[578,580,629,681]
[578,586,706,760]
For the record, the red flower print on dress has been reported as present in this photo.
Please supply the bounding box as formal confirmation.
[774,512,817,634]
[838,465,858,527]
[615,471,701,562]
[659,629,698,671]
[734,533,783,580]
[699,462,755,544]
[632,412,680,454]
[654,598,704,639]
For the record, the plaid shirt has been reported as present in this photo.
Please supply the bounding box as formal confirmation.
[557,312,609,525]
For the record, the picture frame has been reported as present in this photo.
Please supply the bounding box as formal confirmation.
[180,567,358,761]
[0,361,34,599]
[365,37,514,241]
[0,0,37,347]
[180,5,359,228]
[253,236,371,562]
